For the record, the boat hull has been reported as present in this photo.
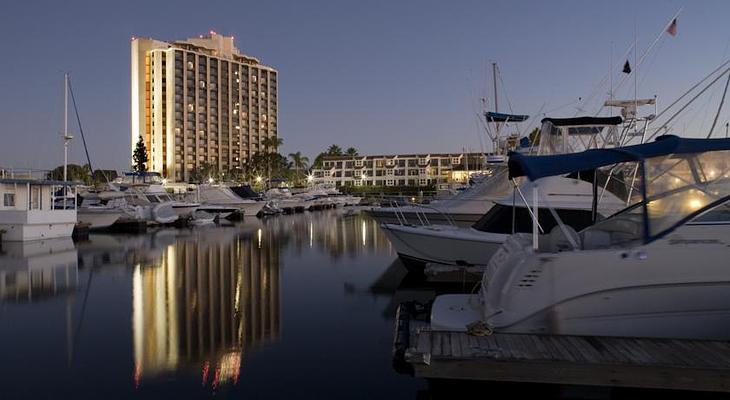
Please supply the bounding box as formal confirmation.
[380,223,505,268]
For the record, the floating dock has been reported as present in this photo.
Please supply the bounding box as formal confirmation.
[393,302,730,393]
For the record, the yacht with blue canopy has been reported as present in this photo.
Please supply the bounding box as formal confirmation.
[429,134,730,340]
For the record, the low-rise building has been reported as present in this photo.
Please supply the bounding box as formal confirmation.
[311,152,488,189]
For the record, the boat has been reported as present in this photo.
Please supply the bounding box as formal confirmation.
[0,178,78,241]
[430,135,730,340]
[380,174,627,268]
[368,114,629,227]
[76,204,124,230]
[196,184,265,217]
[122,172,199,219]
[189,210,216,225]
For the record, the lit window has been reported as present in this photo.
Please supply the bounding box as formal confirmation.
[199,81,206,88]
[252,75,257,83]
[3,193,15,207]
[187,61,194,69]
[261,114,267,122]
[188,103,194,112]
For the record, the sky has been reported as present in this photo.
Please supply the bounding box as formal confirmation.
[1,0,730,171]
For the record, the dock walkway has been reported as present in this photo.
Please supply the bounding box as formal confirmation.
[394,304,730,392]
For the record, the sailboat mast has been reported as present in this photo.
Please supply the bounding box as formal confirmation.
[492,62,500,142]
[64,72,69,183]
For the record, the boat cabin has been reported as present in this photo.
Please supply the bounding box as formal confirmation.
[0,179,77,242]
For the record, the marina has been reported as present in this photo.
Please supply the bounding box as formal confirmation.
[5,1,730,399]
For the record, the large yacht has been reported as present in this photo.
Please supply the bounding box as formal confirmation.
[430,135,730,340]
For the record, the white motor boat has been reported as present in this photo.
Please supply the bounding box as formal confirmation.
[77,206,124,230]
[380,175,627,268]
[142,183,199,218]
[368,116,628,226]
[196,184,265,217]
[430,135,730,340]
[265,188,305,211]
[189,210,216,225]
[0,178,77,241]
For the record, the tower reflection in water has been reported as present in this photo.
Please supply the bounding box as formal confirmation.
[131,225,280,388]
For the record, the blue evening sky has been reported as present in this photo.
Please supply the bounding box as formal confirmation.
[1,0,729,171]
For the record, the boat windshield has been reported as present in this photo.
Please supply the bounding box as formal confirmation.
[581,150,730,246]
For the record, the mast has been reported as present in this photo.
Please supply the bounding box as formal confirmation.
[492,62,500,149]
[62,73,74,208]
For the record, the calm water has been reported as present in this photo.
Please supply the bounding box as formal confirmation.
[0,209,430,399]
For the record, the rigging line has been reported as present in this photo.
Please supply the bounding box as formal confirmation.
[651,59,730,124]
[707,72,730,138]
[648,67,730,141]
[67,78,96,177]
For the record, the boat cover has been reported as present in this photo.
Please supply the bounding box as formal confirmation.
[508,135,730,180]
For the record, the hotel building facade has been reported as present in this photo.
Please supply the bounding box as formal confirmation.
[311,152,488,189]
[131,32,278,182]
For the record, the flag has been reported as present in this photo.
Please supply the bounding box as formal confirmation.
[666,18,678,37]
[622,60,631,74]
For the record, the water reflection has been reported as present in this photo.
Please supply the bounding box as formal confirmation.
[0,238,78,302]
[130,223,280,388]
[262,210,392,260]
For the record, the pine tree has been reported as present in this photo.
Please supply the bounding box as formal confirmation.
[133,136,148,173]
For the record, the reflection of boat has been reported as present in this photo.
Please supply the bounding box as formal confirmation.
[431,136,730,340]
[0,237,78,301]
[132,224,280,387]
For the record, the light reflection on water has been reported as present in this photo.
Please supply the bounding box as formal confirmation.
[0,210,419,399]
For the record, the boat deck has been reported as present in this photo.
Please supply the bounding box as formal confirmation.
[423,262,484,284]
[394,303,730,392]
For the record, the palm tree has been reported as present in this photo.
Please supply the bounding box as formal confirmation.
[288,151,310,185]
[345,147,359,157]
[326,144,343,156]
[261,136,284,153]
[260,136,283,187]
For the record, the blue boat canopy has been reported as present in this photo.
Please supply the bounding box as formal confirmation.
[508,135,730,180]
[485,111,529,123]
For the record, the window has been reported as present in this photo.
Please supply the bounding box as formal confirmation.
[3,193,15,207]
[386,179,394,186]
[386,159,395,166]
[451,157,461,165]
[354,160,363,167]
[386,169,394,176]
[419,168,426,175]
[419,179,427,186]
[418,158,427,165]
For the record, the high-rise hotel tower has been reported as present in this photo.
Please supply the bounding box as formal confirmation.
[131,32,278,182]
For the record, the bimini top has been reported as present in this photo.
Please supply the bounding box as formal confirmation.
[508,135,730,180]
[540,116,623,127]
[486,111,529,123]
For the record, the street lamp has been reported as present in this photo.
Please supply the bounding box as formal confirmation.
[208,177,214,184]
[256,176,263,183]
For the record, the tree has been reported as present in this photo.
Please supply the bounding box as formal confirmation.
[345,147,359,157]
[326,144,342,156]
[288,151,310,186]
[133,136,148,173]
[261,136,284,153]
[47,164,92,185]
[260,136,284,186]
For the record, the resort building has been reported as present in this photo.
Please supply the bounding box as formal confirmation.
[131,32,279,183]
[310,152,489,189]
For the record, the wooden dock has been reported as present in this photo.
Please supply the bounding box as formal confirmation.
[394,302,730,393]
